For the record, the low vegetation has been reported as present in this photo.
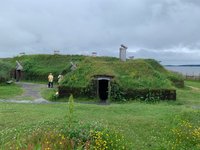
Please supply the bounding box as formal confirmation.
[0,81,199,149]
[7,121,128,150]
[0,84,23,99]
[0,60,13,83]
[3,95,128,150]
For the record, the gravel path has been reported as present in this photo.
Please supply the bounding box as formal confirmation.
[15,82,46,99]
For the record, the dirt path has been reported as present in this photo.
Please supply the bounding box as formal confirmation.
[187,85,200,91]
[15,82,45,100]
[0,82,50,104]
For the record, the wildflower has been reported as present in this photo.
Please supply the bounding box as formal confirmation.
[62,135,65,140]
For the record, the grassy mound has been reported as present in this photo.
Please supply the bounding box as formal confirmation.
[59,57,181,101]
[3,54,182,88]
[2,54,183,100]
[61,58,181,89]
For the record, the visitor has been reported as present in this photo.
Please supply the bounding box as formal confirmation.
[48,73,54,88]
[58,74,64,84]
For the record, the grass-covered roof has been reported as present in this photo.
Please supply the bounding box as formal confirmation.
[60,57,181,89]
[2,54,182,89]
[5,54,84,75]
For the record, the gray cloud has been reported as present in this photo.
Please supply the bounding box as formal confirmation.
[0,0,200,64]
[128,47,200,65]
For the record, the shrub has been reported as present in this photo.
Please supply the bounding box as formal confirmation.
[110,82,125,101]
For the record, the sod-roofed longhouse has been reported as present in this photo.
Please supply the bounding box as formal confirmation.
[58,58,183,101]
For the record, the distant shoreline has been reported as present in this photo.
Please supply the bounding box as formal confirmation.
[165,65,200,67]
[165,65,200,76]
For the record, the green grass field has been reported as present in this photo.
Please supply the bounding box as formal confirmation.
[0,84,23,99]
[0,81,200,149]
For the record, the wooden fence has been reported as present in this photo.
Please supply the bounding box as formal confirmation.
[185,74,200,80]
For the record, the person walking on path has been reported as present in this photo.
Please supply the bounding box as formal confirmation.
[48,73,54,88]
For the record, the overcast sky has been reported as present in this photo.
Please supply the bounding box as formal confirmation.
[0,0,200,64]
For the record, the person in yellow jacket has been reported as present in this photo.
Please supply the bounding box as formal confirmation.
[48,73,54,88]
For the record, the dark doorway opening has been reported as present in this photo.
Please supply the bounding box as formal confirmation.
[98,80,109,101]
[16,70,21,82]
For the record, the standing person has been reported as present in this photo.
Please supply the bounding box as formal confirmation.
[48,73,54,88]
[57,74,63,84]
[16,61,23,82]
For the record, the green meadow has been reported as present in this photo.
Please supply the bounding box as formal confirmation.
[0,84,23,99]
[0,81,199,149]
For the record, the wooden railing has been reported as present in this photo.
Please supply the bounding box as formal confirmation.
[185,74,200,80]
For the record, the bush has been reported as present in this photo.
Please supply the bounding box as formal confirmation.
[110,82,125,101]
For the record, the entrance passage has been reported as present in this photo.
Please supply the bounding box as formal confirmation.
[98,80,109,101]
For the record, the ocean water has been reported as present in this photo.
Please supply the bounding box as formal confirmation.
[165,66,200,76]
